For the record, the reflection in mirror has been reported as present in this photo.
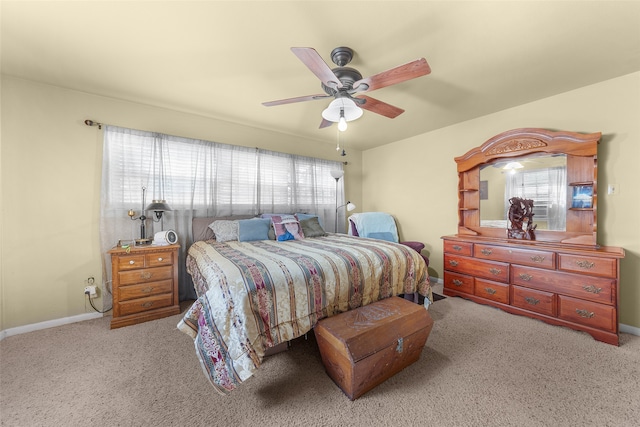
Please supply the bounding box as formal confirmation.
[479,154,567,231]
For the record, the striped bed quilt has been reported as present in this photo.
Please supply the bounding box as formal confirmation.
[177,234,432,394]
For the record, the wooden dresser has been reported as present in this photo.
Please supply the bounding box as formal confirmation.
[108,244,180,329]
[445,128,625,345]
[442,236,624,345]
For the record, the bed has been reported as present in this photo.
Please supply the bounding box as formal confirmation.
[177,216,432,394]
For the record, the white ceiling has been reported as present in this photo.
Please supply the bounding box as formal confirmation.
[2,1,640,151]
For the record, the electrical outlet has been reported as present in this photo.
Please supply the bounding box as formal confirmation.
[607,184,618,195]
[84,285,98,299]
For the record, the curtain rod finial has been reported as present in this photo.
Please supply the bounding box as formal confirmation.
[84,119,103,129]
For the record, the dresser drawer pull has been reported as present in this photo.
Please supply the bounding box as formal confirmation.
[452,279,464,287]
[140,272,152,280]
[530,255,545,263]
[448,260,459,267]
[452,245,462,252]
[142,286,154,293]
[157,257,164,262]
[524,297,540,305]
[489,268,502,276]
[129,260,135,265]
[576,309,595,318]
[575,260,595,270]
[582,285,602,294]
[484,287,497,295]
[481,249,492,256]
[141,301,154,308]
[519,273,532,281]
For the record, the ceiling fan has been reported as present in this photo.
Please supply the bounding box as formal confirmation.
[262,46,431,129]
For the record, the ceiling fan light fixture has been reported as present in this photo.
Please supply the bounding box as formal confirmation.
[322,98,363,129]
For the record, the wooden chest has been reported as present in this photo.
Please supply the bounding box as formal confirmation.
[314,296,434,400]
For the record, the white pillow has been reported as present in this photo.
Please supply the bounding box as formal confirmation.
[209,220,238,242]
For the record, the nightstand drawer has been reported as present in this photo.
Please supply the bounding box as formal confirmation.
[119,279,173,301]
[558,295,616,332]
[511,285,555,317]
[118,254,146,270]
[118,293,173,317]
[118,266,173,285]
[146,252,173,267]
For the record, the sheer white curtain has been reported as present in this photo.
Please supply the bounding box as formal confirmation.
[100,126,344,302]
[505,166,566,230]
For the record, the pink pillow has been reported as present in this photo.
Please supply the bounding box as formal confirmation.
[270,215,305,241]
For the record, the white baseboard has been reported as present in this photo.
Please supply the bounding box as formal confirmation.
[0,312,103,341]
[620,323,640,336]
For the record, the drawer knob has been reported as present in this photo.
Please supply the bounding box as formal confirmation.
[530,255,545,263]
[481,249,492,256]
[576,309,595,318]
[448,260,459,267]
[452,245,462,252]
[524,296,540,305]
[484,287,497,295]
[576,260,595,270]
[141,272,152,279]
[489,268,502,276]
[129,260,135,265]
[158,257,163,262]
[142,301,154,308]
[142,286,154,293]
[582,285,602,294]
[452,279,463,287]
[519,273,533,282]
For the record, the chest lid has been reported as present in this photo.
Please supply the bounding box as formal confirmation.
[315,296,431,363]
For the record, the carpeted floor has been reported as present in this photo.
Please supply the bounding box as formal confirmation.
[1,289,639,427]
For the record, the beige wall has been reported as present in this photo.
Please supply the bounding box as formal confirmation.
[363,72,640,329]
[0,76,363,331]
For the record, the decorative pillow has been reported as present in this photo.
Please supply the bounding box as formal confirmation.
[300,217,327,238]
[296,213,324,229]
[271,215,305,241]
[237,218,271,242]
[209,220,238,242]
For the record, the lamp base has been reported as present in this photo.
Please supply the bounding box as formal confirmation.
[135,238,153,246]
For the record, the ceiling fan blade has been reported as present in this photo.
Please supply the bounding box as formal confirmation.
[356,95,405,118]
[352,58,431,93]
[319,118,333,129]
[262,94,328,107]
[291,47,343,90]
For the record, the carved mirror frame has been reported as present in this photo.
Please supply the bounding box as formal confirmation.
[455,128,601,247]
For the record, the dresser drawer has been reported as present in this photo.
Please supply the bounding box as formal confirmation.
[558,254,617,278]
[444,240,473,256]
[512,266,615,305]
[511,285,555,317]
[118,279,173,301]
[118,266,173,286]
[475,279,509,304]
[474,244,555,269]
[444,254,509,283]
[117,254,146,271]
[558,295,616,332]
[444,271,474,294]
[117,293,174,317]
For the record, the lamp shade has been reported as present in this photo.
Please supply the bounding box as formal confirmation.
[346,202,356,212]
[322,98,363,123]
[146,200,172,212]
[330,169,344,180]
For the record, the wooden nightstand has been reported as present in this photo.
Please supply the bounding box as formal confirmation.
[108,244,180,329]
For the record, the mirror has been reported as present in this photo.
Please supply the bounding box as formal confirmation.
[479,154,567,231]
